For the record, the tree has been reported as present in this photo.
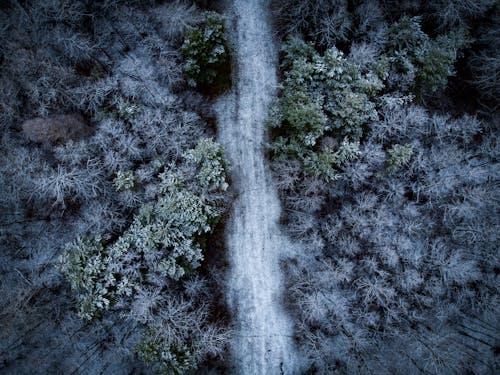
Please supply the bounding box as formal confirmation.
[182,11,230,90]
[59,139,230,370]
[386,16,472,94]
[270,37,380,180]
[468,4,500,112]
[59,139,229,319]
[270,0,352,47]
[1,1,229,373]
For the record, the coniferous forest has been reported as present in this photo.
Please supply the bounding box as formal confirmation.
[0,1,498,374]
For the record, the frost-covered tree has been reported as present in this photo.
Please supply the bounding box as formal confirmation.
[0,1,231,373]
[269,37,383,180]
[59,140,230,370]
[386,15,472,95]
[468,3,500,113]
[182,11,230,91]
[268,3,498,373]
[275,99,499,373]
[271,0,352,47]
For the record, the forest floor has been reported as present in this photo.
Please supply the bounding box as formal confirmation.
[215,0,300,373]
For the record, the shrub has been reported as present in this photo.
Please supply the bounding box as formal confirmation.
[137,333,194,375]
[184,138,229,192]
[282,38,379,141]
[182,11,230,90]
[275,89,327,147]
[387,16,428,52]
[386,144,414,173]
[113,170,137,191]
[58,237,111,320]
[303,138,361,181]
[115,99,141,119]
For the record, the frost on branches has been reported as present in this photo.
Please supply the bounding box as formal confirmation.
[59,139,230,371]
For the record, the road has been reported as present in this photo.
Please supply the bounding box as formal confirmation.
[215,0,300,373]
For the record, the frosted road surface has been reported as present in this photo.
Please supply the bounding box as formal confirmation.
[216,0,300,373]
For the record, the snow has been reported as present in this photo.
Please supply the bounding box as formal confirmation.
[215,0,300,373]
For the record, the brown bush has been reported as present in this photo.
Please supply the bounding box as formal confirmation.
[21,114,92,146]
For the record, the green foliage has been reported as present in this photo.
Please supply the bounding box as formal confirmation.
[387,144,414,174]
[276,89,327,147]
[386,16,472,94]
[303,138,361,181]
[116,98,141,118]
[182,11,230,89]
[185,138,229,192]
[59,139,229,320]
[58,237,112,320]
[371,56,390,82]
[415,30,473,93]
[113,170,136,191]
[114,174,215,280]
[270,37,379,179]
[137,333,194,375]
[278,38,379,142]
[325,87,377,139]
[387,16,428,52]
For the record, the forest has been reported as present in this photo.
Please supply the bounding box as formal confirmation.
[0,0,498,374]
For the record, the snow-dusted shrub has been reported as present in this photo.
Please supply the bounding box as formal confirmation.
[302,138,361,181]
[113,170,137,191]
[387,16,428,52]
[415,30,472,93]
[138,336,194,375]
[185,138,229,192]
[278,37,380,139]
[115,98,142,119]
[386,143,414,173]
[58,237,111,320]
